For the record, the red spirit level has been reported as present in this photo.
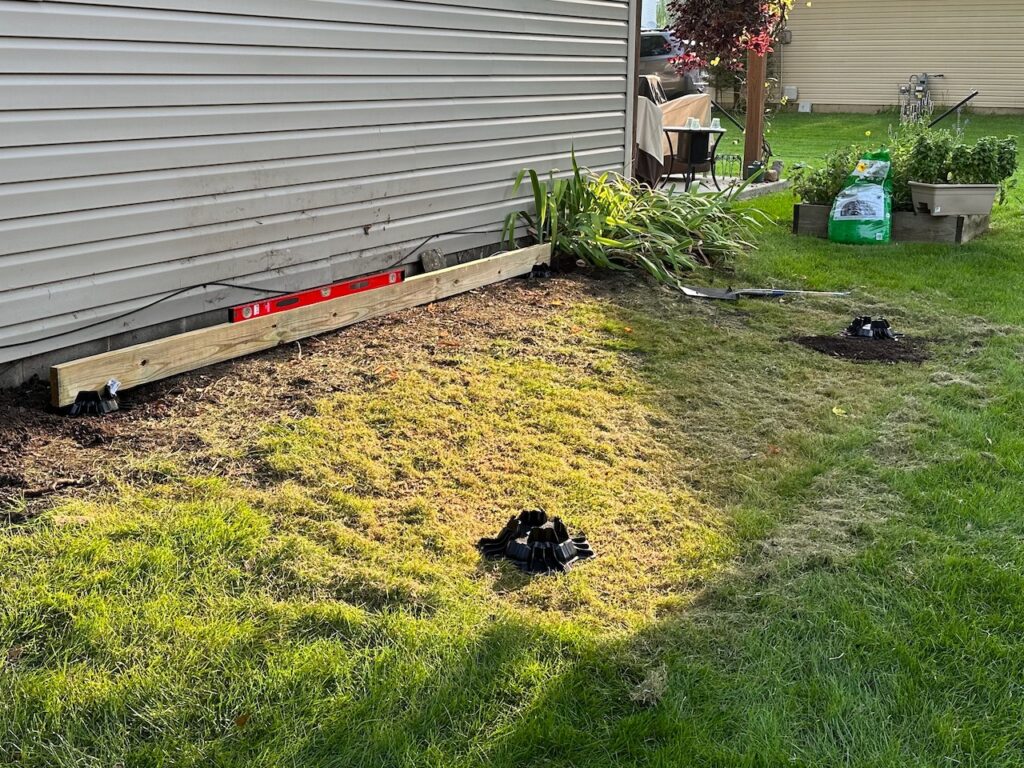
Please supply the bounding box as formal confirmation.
[229,269,404,323]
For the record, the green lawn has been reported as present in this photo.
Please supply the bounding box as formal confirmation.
[768,110,1024,169]
[3,114,1024,766]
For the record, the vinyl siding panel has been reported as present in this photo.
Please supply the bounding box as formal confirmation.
[782,0,1024,111]
[0,0,637,366]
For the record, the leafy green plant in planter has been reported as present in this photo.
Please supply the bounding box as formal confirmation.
[503,156,765,287]
[887,121,933,208]
[793,128,1018,215]
[903,130,957,184]
[792,146,863,206]
[907,132,1017,214]
[949,136,1018,186]
[995,137,1019,182]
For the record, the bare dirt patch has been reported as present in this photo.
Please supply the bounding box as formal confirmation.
[0,275,589,517]
[792,335,930,364]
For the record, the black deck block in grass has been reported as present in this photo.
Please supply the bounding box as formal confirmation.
[479,509,594,575]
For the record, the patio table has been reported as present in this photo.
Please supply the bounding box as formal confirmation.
[661,126,727,191]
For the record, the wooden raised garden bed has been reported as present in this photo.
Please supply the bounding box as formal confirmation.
[792,204,990,246]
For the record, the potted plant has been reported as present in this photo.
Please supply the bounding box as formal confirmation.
[907,132,1018,216]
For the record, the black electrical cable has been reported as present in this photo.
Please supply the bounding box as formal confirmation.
[0,224,514,353]
[387,225,508,269]
[0,281,293,352]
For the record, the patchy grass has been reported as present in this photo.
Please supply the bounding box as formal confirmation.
[0,268,906,765]
[3,115,1024,764]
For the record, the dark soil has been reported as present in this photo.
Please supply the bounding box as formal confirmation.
[792,335,930,364]
[0,274,588,519]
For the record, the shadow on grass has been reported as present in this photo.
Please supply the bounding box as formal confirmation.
[241,279,936,767]
[258,148,1024,768]
[5,243,1024,767]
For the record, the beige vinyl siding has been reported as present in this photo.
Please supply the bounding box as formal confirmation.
[0,0,637,373]
[782,0,1024,112]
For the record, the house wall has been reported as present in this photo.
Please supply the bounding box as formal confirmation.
[0,0,637,386]
[781,0,1024,113]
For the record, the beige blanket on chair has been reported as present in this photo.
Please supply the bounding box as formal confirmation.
[634,97,665,187]
[660,94,713,156]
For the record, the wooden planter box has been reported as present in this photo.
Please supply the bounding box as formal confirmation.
[792,204,989,245]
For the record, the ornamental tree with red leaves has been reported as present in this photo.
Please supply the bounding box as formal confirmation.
[667,0,792,68]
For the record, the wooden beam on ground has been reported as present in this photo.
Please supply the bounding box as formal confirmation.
[51,244,551,407]
[743,50,767,175]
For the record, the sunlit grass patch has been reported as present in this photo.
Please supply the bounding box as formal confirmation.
[246,325,741,629]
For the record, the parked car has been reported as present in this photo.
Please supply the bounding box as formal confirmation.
[639,30,707,99]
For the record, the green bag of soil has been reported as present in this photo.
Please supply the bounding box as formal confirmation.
[828,150,893,245]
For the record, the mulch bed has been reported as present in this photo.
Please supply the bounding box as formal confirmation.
[792,335,930,364]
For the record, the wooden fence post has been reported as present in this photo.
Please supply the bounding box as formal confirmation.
[743,50,767,176]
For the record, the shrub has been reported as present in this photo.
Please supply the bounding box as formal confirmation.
[791,146,863,206]
[504,156,765,286]
[949,135,1018,185]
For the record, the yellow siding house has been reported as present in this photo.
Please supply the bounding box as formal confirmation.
[781,0,1024,113]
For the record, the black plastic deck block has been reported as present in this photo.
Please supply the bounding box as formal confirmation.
[844,316,897,340]
[479,509,594,575]
[67,391,117,417]
[66,379,120,417]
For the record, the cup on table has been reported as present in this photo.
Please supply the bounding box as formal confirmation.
[686,117,701,129]
[710,118,723,131]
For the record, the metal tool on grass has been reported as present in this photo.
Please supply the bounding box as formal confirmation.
[681,285,851,301]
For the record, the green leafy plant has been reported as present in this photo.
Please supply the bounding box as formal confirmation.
[793,129,1019,209]
[503,155,764,285]
[903,130,957,185]
[995,136,1019,182]
[948,135,1018,184]
[887,120,931,207]
[791,146,862,206]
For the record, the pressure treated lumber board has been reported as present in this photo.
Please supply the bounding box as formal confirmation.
[51,244,550,407]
